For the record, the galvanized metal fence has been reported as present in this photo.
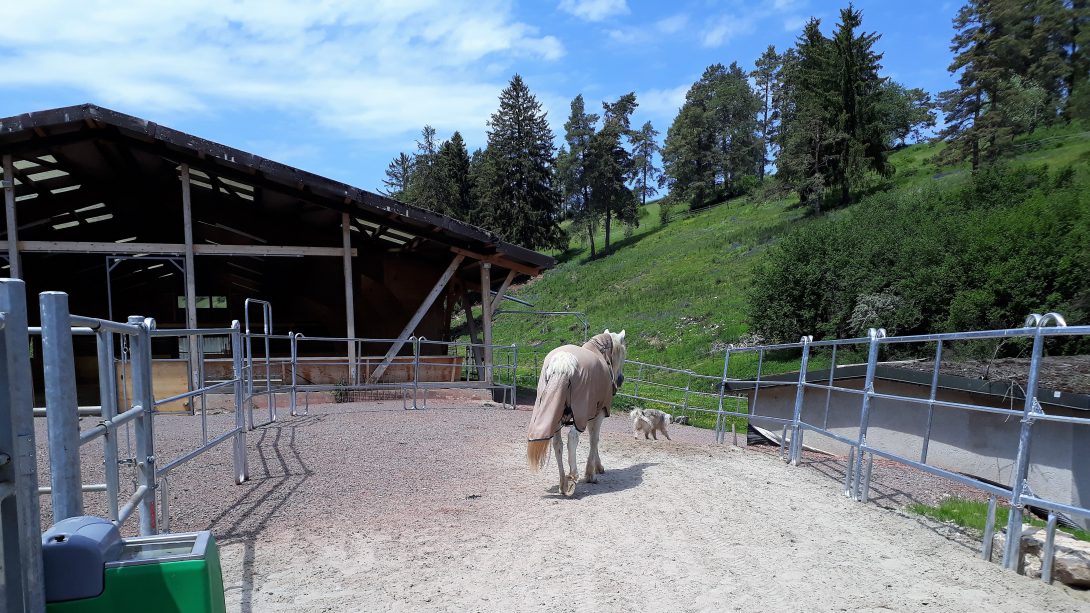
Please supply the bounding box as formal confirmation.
[0,279,251,612]
[615,359,749,436]
[714,314,1090,584]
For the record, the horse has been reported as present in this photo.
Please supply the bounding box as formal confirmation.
[526,329,627,496]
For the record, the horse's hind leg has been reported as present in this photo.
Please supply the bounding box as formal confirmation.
[552,431,567,495]
[565,427,580,495]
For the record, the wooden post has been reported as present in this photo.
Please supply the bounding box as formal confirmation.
[490,268,517,318]
[462,293,483,372]
[480,262,493,384]
[3,155,19,278]
[369,254,465,383]
[342,213,357,382]
[180,165,198,397]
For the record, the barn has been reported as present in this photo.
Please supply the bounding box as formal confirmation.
[0,104,554,398]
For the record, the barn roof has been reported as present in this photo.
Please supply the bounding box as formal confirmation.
[0,103,554,275]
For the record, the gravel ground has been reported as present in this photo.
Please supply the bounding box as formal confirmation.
[33,400,1090,612]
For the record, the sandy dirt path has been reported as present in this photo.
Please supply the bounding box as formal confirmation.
[99,401,1082,613]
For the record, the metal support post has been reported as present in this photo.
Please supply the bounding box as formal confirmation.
[1003,318,1050,570]
[982,495,997,561]
[823,345,836,430]
[128,315,157,535]
[342,213,357,383]
[1042,513,1058,584]
[159,476,171,533]
[921,340,943,463]
[40,292,83,520]
[715,350,730,444]
[789,336,812,464]
[0,279,45,612]
[853,328,884,500]
[180,165,199,405]
[95,330,120,521]
[230,321,248,484]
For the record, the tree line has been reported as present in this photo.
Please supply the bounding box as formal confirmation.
[383,1,1088,253]
[382,76,661,255]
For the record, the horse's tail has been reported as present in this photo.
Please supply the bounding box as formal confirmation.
[527,352,578,471]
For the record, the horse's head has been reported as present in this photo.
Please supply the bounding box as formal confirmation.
[590,329,627,392]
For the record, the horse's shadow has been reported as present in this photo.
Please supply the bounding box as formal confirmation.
[543,461,659,499]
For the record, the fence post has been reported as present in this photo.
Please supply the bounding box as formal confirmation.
[40,292,83,521]
[715,349,730,444]
[231,321,248,485]
[289,331,298,417]
[682,372,691,415]
[128,315,157,535]
[95,329,120,521]
[789,336,812,465]
[511,344,519,409]
[920,340,943,464]
[1002,316,1053,570]
[852,328,884,500]
[633,363,643,399]
[0,279,46,612]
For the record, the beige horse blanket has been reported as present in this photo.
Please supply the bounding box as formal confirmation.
[526,335,617,442]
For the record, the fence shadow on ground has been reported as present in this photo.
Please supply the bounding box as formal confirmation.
[208,414,323,613]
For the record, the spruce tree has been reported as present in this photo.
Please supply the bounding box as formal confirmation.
[588,93,639,252]
[629,121,662,208]
[436,132,472,219]
[557,95,600,257]
[474,75,565,250]
[777,19,834,211]
[752,45,782,180]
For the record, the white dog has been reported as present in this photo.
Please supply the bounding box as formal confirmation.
[631,408,672,440]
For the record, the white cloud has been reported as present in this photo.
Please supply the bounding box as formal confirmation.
[638,84,690,121]
[702,14,755,47]
[783,15,808,32]
[0,0,564,142]
[608,13,689,45]
[558,0,629,22]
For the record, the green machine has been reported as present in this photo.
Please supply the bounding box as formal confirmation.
[42,516,227,613]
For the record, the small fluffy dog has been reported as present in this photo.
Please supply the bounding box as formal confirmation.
[631,408,672,440]
[671,415,690,425]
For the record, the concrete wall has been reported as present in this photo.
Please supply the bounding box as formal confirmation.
[749,377,1090,527]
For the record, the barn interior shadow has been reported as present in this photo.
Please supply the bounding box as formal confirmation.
[542,461,658,499]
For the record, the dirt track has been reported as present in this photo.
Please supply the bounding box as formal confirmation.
[46,401,1090,612]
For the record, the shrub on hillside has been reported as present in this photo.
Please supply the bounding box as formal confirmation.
[747,162,1090,352]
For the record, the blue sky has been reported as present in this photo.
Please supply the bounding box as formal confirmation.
[0,0,961,193]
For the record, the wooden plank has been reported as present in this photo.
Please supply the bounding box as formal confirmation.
[462,293,483,371]
[3,155,19,277]
[481,262,493,384]
[368,254,465,383]
[449,246,539,276]
[490,268,517,318]
[0,240,356,257]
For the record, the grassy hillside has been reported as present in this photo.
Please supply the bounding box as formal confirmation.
[462,126,1090,392]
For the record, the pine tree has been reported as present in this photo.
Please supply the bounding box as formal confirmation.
[557,95,600,257]
[752,45,782,180]
[663,63,760,209]
[588,93,639,252]
[629,121,662,208]
[474,75,565,250]
[381,152,414,199]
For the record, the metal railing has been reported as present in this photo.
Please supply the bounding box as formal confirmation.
[716,313,1090,583]
[0,280,252,612]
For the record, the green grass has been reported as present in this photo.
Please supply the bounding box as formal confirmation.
[908,497,1090,542]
